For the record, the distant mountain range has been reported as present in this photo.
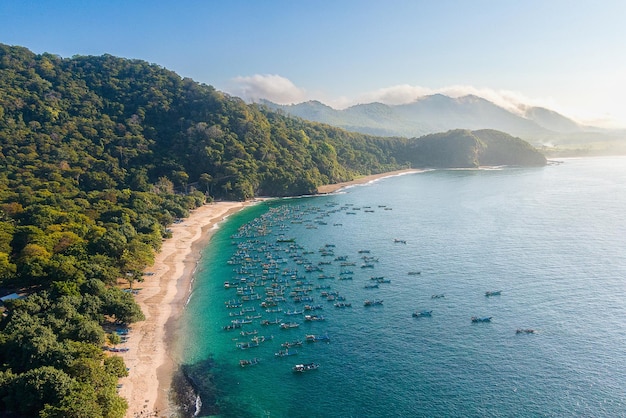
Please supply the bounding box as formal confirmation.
[262,95,626,155]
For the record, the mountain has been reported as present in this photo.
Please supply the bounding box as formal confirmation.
[263,94,571,138]
[522,106,583,133]
[263,96,626,155]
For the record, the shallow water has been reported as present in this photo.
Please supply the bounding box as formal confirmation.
[179,156,626,417]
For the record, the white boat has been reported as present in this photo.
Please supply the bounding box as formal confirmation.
[292,362,320,372]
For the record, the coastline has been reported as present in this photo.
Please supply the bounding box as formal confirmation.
[118,200,257,418]
[119,168,422,417]
[316,168,422,194]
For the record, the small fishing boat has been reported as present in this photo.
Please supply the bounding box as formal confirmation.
[292,363,320,373]
[334,302,352,308]
[471,316,492,323]
[280,322,300,329]
[304,314,325,321]
[275,349,298,357]
[285,309,304,316]
[281,340,303,348]
[431,294,445,299]
[236,341,260,349]
[485,290,502,297]
[305,334,330,342]
[412,310,432,318]
[239,358,260,367]
[516,328,535,334]
[364,299,383,306]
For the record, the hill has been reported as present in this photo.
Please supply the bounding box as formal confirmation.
[399,129,547,168]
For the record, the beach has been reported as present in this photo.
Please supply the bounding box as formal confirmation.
[118,200,256,417]
[119,169,421,417]
[316,169,421,194]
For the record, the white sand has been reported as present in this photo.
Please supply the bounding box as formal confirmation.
[118,201,256,417]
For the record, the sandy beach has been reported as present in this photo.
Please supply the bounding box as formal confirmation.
[119,169,422,417]
[316,168,422,194]
[118,200,257,418]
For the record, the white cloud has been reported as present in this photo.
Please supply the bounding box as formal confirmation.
[229,74,307,104]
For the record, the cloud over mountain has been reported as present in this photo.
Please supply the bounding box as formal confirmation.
[230,74,561,122]
[230,74,307,104]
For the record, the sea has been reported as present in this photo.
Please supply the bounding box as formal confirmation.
[177,156,626,418]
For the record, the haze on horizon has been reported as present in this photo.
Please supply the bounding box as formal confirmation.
[1,0,625,129]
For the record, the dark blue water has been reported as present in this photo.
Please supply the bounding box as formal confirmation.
[179,156,626,417]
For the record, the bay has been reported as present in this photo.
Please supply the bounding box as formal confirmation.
[178,156,626,417]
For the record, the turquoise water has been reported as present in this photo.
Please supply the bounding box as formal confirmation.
[179,156,626,417]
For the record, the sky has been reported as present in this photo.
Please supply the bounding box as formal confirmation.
[1,0,625,128]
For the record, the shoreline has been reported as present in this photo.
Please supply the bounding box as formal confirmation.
[120,169,422,417]
[119,200,258,418]
[316,168,423,194]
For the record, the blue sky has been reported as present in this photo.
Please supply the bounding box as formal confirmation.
[1,0,625,128]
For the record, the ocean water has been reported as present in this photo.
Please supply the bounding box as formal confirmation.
[178,156,626,418]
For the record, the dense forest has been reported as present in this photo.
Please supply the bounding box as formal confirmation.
[0,43,545,417]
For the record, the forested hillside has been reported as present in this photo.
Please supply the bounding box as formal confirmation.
[0,42,407,417]
[0,43,545,416]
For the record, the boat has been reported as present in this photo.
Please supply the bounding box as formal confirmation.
[516,328,535,334]
[281,340,303,348]
[485,290,502,297]
[471,316,492,323]
[251,335,273,343]
[260,318,281,325]
[239,358,260,367]
[394,239,407,244]
[236,341,260,349]
[334,302,352,308]
[412,310,432,318]
[285,309,304,315]
[363,299,383,306]
[292,362,320,372]
[364,284,379,289]
[431,294,445,299]
[305,334,330,342]
[304,314,325,321]
[280,322,300,329]
[275,349,298,357]
[407,271,421,275]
